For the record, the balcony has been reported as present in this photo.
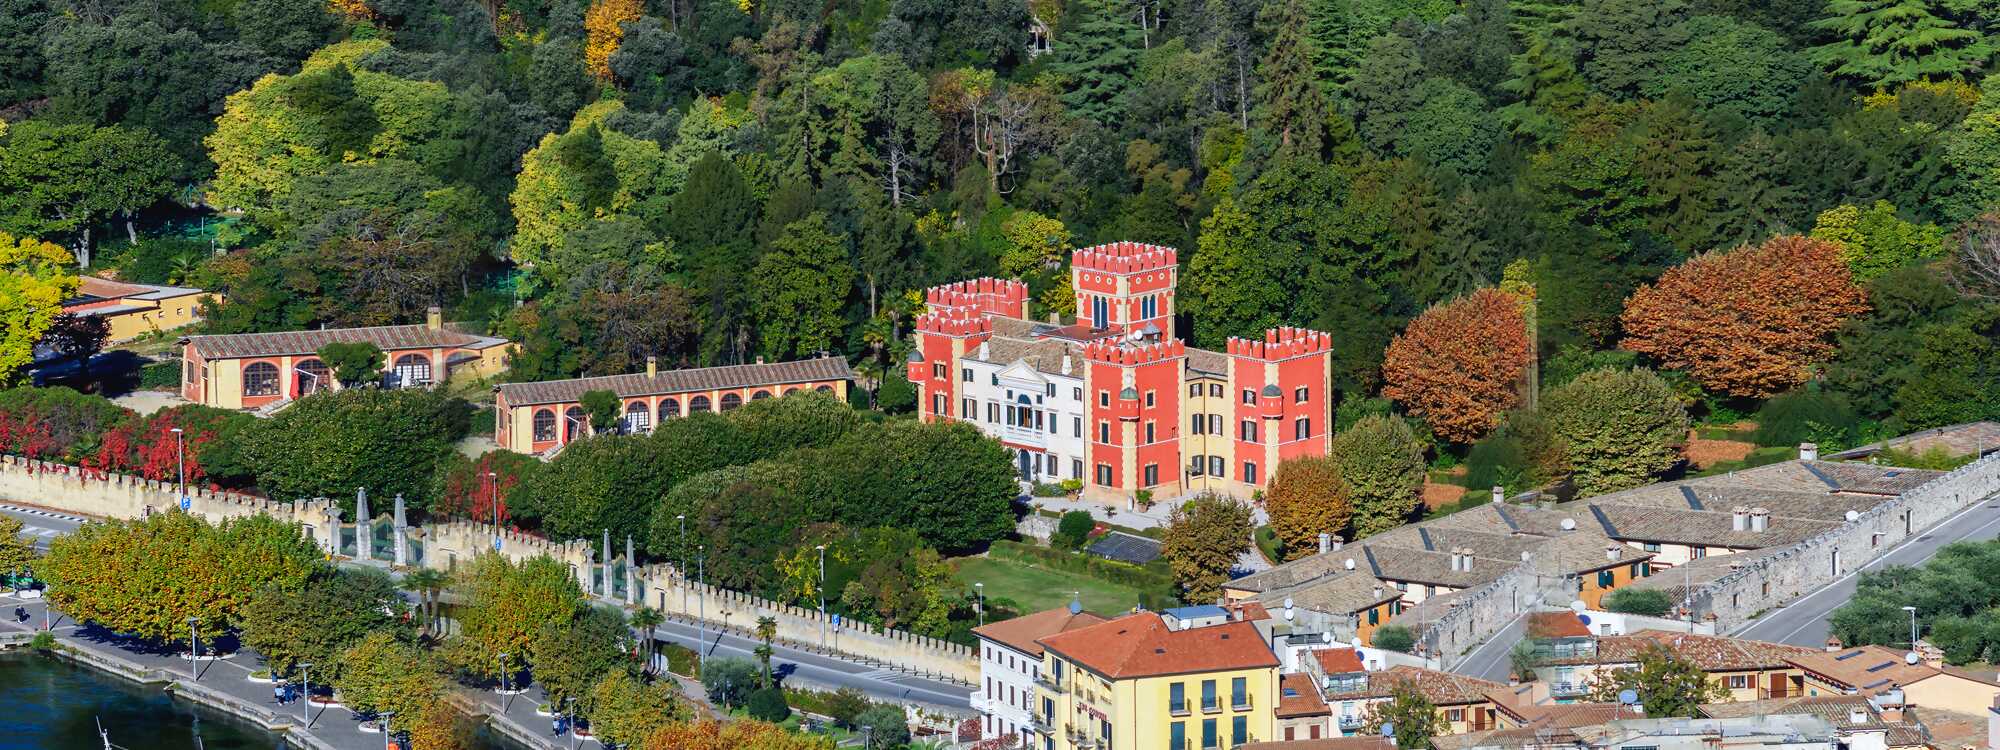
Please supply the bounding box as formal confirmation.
[1037,673,1064,692]
[1549,681,1589,697]
[1029,714,1054,734]
[1231,696,1252,712]
[1201,699,1221,715]
[1338,715,1366,730]
[1169,701,1191,718]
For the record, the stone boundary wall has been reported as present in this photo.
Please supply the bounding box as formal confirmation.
[1692,453,2000,631]
[0,456,978,685]
[1418,559,1542,667]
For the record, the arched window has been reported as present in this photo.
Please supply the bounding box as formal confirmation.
[659,398,680,420]
[624,401,651,433]
[751,390,772,401]
[720,393,743,411]
[532,409,557,442]
[243,362,280,396]
[564,406,586,440]
[814,385,833,393]
[689,395,711,413]
[391,354,432,388]
[294,359,330,395]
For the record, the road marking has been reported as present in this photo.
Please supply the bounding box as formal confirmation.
[1451,612,1525,676]
[1745,497,2000,644]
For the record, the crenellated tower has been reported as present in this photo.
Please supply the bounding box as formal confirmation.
[1079,338,1187,502]
[908,278,1030,423]
[1072,242,1177,339]
[1223,327,1335,489]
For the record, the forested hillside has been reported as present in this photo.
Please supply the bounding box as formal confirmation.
[3,0,1998,443]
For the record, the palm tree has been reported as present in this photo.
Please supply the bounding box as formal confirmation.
[630,607,664,674]
[754,616,778,687]
[401,568,449,636]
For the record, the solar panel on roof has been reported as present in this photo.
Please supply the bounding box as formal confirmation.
[1864,662,1895,672]
[1834,650,1864,660]
[1862,678,1891,690]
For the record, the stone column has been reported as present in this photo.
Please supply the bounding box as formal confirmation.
[393,495,409,567]
[601,529,613,598]
[625,535,638,606]
[355,488,372,562]
[323,504,341,554]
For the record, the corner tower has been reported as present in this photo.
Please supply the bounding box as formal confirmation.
[1072,242,1177,339]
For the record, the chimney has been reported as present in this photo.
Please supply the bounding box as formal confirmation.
[1060,355,1073,375]
[1492,485,1505,504]
[1848,708,1868,725]
[1330,540,1343,552]
[978,341,990,359]
[755,356,766,365]
[1800,442,1819,461]
[1732,506,1750,532]
[1460,549,1473,572]
[1319,533,1332,554]
[1372,585,1384,600]
[1048,312,1060,324]
[646,356,658,378]
[1606,544,1622,562]
[1750,508,1770,533]
[1826,637,1844,652]
[426,305,442,331]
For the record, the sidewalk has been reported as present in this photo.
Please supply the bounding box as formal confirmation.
[1025,492,1274,573]
[0,591,579,750]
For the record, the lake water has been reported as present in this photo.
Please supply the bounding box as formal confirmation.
[0,653,528,750]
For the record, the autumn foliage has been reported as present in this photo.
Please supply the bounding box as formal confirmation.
[1620,235,1870,398]
[1264,456,1352,561]
[1382,287,1534,444]
[639,718,834,750]
[433,450,541,525]
[584,0,645,81]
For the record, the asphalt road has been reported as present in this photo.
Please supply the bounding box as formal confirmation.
[648,618,973,711]
[1734,491,2000,647]
[1450,612,1527,681]
[0,503,87,551]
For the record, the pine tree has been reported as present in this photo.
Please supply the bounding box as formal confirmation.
[1498,32,1590,145]
[1050,0,1145,126]
[1254,0,1331,159]
[1809,0,1993,88]
[1185,198,1283,348]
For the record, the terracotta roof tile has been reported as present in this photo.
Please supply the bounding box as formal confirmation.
[1320,666,1505,705]
[1527,612,1590,639]
[1785,645,1940,694]
[186,324,496,359]
[495,357,854,406]
[972,606,1109,658]
[1239,738,1394,750]
[1277,672,1329,718]
[1536,630,1818,671]
[1310,648,1364,674]
[1036,613,1279,680]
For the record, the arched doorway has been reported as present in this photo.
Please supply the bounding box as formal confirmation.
[391,353,432,388]
[294,358,330,395]
[564,406,586,441]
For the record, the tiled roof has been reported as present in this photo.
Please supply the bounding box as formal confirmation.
[969,336,1083,379]
[1185,346,1229,375]
[1255,572,1403,617]
[1529,531,1655,575]
[1620,547,1784,601]
[1239,738,1393,750]
[1785,645,1941,694]
[1527,612,1591,639]
[1587,503,1840,549]
[1310,648,1365,674]
[1362,545,1510,588]
[185,324,496,359]
[69,276,205,305]
[1320,666,1506,705]
[1830,421,2000,461]
[972,606,1109,658]
[1277,672,1328,718]
[495,357,854,406]
[1228,552,1361,594]
[1536,630,1818,670]
[1701,695,1888,729]
[1036,613,1280,680]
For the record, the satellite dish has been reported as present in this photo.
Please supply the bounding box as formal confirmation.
[1380,722,1396,738]
[1284,597,1295,609]
[1845,510,1861,522]
[1905,651,1919,665]
[1578,614,1592,627]
[1617,689,1639,706]
[1344,558,1357,571]
[1127,329,1144,342]
[1521,551,1532,561]
[1571,600,1587,613]
[1561,518,1577,531]
[1352,637,1365,650]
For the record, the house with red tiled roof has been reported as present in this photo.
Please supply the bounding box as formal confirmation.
[178,306,510,411]
[972,604,1110,744]
[63,276,216,342]
[1526,630,1820,705]
[1030,611,1282,750]
[491,354,855,454]
[1789,645,2000,716]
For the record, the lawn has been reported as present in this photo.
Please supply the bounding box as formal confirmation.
[951,555,1148,614]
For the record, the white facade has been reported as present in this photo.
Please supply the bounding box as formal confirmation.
[956,355,1087,483]
[975,638,1044,743]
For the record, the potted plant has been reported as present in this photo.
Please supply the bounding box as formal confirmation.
[1134,489,1154,511]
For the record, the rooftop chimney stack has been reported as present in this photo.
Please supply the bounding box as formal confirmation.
[1319,533,1332,554]
[1750,508,1770,533]
[646,356,657,378]
[1800,442,1819,461]
[1732,506,1750,532]
[1606,544,1622,561]
[426,305,442,331]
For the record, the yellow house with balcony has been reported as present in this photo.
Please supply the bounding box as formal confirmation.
[1033,611,1282,750]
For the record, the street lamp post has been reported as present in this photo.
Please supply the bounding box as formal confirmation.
[186,617,200,681]
[816,544,827,647]
[499,653,512,712]
[567,700,580,750]
[697,545,707,657]
[299,662,313,727]
[486,471,499,539]
[170,427,185,501]
[1902,606,1919,650]
[677,514,687,614]
[379,711,395,749]
[975,582,985,627]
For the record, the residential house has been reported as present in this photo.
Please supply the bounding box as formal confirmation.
[973,603,1110,744]
[178,307,510,410]
[1787,645,2000,716]
[1526,630,1820,705]
[62,276,215,342]
[1032,611,1282,750]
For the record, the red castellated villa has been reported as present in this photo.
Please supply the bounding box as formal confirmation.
[908,241,1334,504]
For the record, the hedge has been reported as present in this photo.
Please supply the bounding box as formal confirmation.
[988,540,1176,591]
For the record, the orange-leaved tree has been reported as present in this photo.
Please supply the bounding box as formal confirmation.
[1264,456,1351,561]
[1381,287,1534,444]
[583,0,645,81]
[1619,235,1869,398]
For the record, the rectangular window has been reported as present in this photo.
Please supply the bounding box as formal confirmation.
[1098,422,1111,443]
[1098,390,1110,407]
[1597,570,1615,588]
[1244,462,1258,484]
[1096,464,1113,486]
[1144,464,1158,486]
[1047,414,1057,434]
[1170,683,1187,715]
[1046,383,1056,397]
[961,397,973,417]
[1171,722,1187,750]
[991,373,999,385]
[1241,389,1254,404]
[1295,386,1309,403]
[1190,458,1206,476]
[961,368,972,382]
[1210,383,1222,398]
[987,402,999,423]
[1072,417,1082,437]
[1072,459,1082,479]
[1295,417,1310,441]
[1232,716,1247,746]
[1728,675,1750,689]
[1240,421,1257,442]
[1189,384,1201,397]
[933,363,946,379]
[1693,546,1708,559]
[1446,709,1465,722]
[1073,387,1082,400]
[1201,680,1217,712]
[1202,718,1217,749]
[934,394,946,415]
[1368,608,1379,625]
[1092,296,1109,329]
[1145,422,1155,443]
[1231,677,1247,709]
[1191,414,1204,433]
[1209,414,1222,435]
[1209,456,1224,476]
[1144,390,1155,408]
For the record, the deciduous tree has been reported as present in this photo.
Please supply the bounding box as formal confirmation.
[1364,682,1442,749]
[531,605,631,714]
[335,630,448,734]
[1810,201,1945,283]
[1620,235,1870,398]
[241,387,467,511]
[1331,415,1427,537]
[316,342,385,387]
[589,671,684,747]
[452,554,585,679]
[1264,457,1352,561]
[1161,493,1253,601]
[1542,368,1689,495]
[1382,288,1533,444]
[241,567,410,677]
[1586,643,1729,717]
[0,233,73,388]
[38,513,321,642]
[583,0,645,80]
[0,514,35,576]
